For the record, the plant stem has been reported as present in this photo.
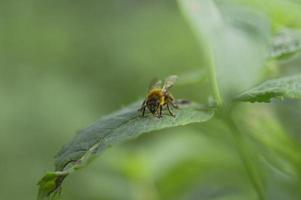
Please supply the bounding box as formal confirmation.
[226,116,265,200]
[177,0,222,106]
[205,45,222,106]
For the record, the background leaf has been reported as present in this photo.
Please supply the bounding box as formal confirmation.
[270,29,301,59]
[178,0,271,101]
[37,100,214,199]
[236,74,301,102]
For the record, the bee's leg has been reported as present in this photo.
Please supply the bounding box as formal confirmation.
[138,100,146,111]
[139,100,146,116]
[167,103,175,117]
[158,105,163,118]
[167,94,179,109]
[141,106,146,116]
[170,101,179,109]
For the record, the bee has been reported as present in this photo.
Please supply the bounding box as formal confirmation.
[139,75,179,118]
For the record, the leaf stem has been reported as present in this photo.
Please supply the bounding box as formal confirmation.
[225,116,265,200]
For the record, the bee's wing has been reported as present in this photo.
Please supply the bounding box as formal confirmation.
[148,78,162,91]
[162,75,177,91]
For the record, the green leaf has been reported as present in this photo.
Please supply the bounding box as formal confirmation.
[37,100,214,199]
[37,171,66,200]
[178,0,271,102]
[236,74,301,102]
[270,29,301,59]
[225,0,301,29]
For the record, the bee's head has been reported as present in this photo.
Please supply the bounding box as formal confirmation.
[147,98,160,114]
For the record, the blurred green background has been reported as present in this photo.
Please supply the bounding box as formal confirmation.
[1,0,301,200]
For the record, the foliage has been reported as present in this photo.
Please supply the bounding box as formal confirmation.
[1,0,299,200]
[37,0,301,199]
